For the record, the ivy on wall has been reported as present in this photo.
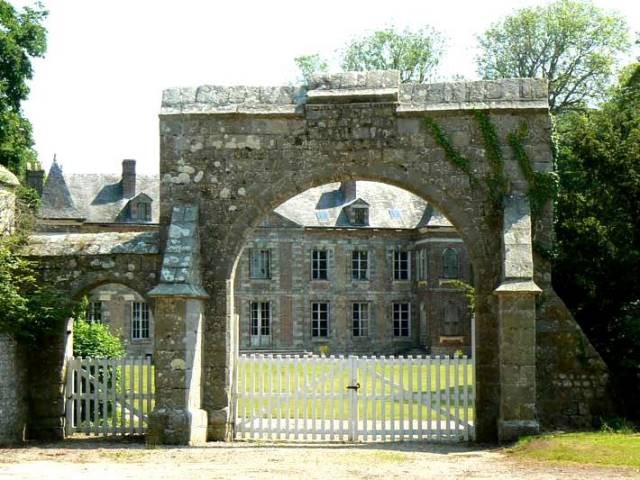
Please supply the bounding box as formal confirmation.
[423,112,557,223]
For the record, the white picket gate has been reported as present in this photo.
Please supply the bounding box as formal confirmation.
[234,354,475,442]
[65,356,154,436]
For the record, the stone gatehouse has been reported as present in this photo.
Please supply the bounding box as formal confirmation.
[3,70,610,445]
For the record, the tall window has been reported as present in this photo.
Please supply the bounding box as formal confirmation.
[312,249,328,280]
[393,302,410,337]
[352,303,370,337]
[442,248,459,279]
[443,302,460,336]
[311,302,329,337]
[393,249,410,281]
[250,249,271,279]
[352,250,368,280]
[87,301,102,323]
[139,202,151,221]
[416,249,427,280]
[250,301,271,337]
[132,302,150,339]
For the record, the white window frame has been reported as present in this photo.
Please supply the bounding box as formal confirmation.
[352,302,370,337]
[311,249,328,280]
[351,250,369,280]
[311,302,329,338]
[250,301,271,337]
[87,301,102,323]
[393,302,411,337]
[131,302,150,340]
[393,249,410,281]
[250,248,272,279]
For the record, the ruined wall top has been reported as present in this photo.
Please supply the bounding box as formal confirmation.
[161,70,548,115]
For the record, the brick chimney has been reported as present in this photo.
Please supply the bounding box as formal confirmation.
[122,159,136,198]
[26,169,45,197]
[339,181,357,203]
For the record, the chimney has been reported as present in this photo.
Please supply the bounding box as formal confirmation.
[26,169,45,197]
[122,159,136,198]
[339,180,357,203]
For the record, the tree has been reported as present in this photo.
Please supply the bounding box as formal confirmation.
[553,63,640,421]
[294,54,328,84]
[476,0,629,112]
[0,1,47,176]
[342,26,444,83]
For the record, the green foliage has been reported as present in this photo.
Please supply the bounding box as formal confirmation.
[476,0,630,112]
[73,299,124,359]
[553,63,640,422]
[0,1,48,176]
[294,54,328,84]
[441,280,475,314]
[341,26,444,83]
[423,117,473,177]
[0,235,76,343]
[507,122,559,218]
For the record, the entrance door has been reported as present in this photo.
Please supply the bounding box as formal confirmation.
[250,301,271,347]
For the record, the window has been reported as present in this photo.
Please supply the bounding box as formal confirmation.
[352,303,370,337]
[251,301,271,337]
[388,208,402,220]
[139,202,151,221]
[442,248,459,279]
[311,302,329,337]
[352,250,368,280]
[393,249,410,281]
[132,302,150,339]
[416,249,427,280]
[353,207,368,225]
[312,250,328,280]
[250,249,271,279]
[443,302,460,336]
[87,301,102,323]
[393,302,410,337]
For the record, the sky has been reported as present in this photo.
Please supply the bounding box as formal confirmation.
[12,0,640,175]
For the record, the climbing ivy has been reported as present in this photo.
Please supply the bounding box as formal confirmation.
[507,122,559,218]
[424,113,557,223]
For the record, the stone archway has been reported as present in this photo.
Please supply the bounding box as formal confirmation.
[148,71,608,445]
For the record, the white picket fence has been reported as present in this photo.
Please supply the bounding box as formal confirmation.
[65,356,154,436]
[235,354,475,442]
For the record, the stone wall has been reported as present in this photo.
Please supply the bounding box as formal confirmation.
[0,335,27,444]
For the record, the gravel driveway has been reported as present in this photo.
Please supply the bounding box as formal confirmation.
[0,438,637,480]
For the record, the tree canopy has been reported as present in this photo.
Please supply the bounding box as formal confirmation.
[295,26,444,84]
[0,1,47,176]
[553,63,640,420]
[476,0,629,112]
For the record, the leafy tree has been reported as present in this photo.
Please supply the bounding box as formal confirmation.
[72,297,124,358]
[0,1,47,176]
[342,26,444,83]
[553,63,640,421]
[476,0,630,112]
[294,53,329,84]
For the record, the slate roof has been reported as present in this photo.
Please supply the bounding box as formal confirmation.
[39,162,159,223]
[274,181,453,229]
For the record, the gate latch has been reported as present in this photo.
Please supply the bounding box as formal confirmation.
[346,382,361,391]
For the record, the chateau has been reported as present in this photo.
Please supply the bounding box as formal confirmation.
[29,160,472,357]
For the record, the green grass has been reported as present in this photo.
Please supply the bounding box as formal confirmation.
[237,361,474,422]
[508,432,640,468]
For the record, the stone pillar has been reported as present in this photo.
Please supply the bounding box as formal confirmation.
[495,194,541,442]
[147,203,209,445]
[146,296,208,445]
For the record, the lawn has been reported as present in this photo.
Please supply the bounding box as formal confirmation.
[236,358,475,422]
[508,431,640,468]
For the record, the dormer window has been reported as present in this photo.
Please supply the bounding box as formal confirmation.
[353,207,367,225]
[123,192,153,223]
[139,201,151,222]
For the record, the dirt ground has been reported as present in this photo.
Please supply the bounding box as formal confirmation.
[0,437,638,480]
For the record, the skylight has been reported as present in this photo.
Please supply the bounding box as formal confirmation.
[388,208,402,220]
[315,211,329,223]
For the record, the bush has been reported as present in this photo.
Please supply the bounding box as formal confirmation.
[73,298,124,358]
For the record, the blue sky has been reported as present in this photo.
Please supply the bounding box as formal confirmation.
[12,0,640,174]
